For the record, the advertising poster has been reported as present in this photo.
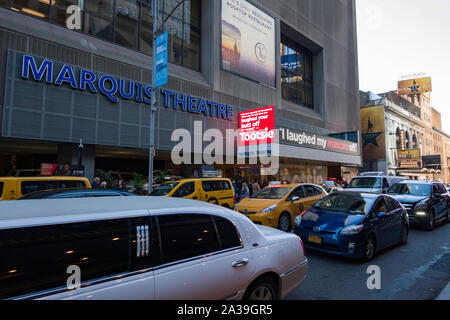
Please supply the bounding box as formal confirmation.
[361,106,386,160]
[398,77,432,95]
[239,106,275,146]
[397,149,421,169]
[221,0,276,87]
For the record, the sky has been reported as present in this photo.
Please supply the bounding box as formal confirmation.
[356,0,450,133]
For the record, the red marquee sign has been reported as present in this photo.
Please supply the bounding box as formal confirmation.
[239,106,275,146]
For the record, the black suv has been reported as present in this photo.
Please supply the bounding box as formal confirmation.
[387,180,449,230]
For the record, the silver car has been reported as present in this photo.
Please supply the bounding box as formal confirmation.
[0,197,307,300]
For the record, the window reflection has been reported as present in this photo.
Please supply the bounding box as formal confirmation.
[84,0,114,41]
[12,0,49,19]
[281,35,313,109]
[4,0,201,71]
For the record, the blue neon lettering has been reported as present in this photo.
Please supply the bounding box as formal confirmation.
[161,89,173,107]
[188,96,198,113]
[218,104,227,119]
[175,93,187,111]
[119,79,135,99]
[22,55,53,83]
[135,83,143,102]
[54,65,78,89]
[197,99,209,116]
[99,75,118,103]
[143,85,152,104]
[80,69,97,93]
[226,105,234,121]
[208,101,217,118]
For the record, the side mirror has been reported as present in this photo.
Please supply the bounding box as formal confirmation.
[377,212,388,218]
[291,196,300,203]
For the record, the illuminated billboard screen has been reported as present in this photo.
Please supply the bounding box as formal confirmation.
[239,106,275,146]
[397,149,421,169]
[221,0,276,87]
[398,77,432,95]
[361,106,386,160]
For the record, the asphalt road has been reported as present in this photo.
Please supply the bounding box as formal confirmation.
[286,220,450,300]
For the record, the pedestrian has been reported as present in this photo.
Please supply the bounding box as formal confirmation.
[100,181,107,189]
[240,183,250,199]
[92,177,101,189]
[117,179,127,191]
[252,181,261,195]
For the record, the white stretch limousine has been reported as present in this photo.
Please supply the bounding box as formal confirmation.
[0,197,307,300]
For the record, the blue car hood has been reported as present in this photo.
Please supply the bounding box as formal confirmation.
[301,206,366,233]
[390,194,428,205]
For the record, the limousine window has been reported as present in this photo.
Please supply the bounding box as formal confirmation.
[213,216,242,249]
[157,214,220,264]
[0,219,129,299]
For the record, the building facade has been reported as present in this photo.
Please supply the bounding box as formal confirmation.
[0,0,361,184]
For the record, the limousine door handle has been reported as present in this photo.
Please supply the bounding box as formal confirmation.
[232,258,249,268]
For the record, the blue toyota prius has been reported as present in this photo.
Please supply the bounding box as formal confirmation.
[293,192,409,261]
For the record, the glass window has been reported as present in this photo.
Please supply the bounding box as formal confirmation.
[388,183,431,197]
[21,181,58,195]
[57,180,88,189]
[115,0,139,49]
[313,194,375,215]
[0,219,130,299]
[251,187,292,200]
[281,35,313,109]
[348,178,381,189]
[303,185,319,197]
[84,0,114,41]
[50,0,80,28]
[371,198,388,214]
[288,187,305,200]
[0,0,9,8]
[0,182,3,198]
[150,182,179,196]
[11,0,49,19]
[173,182,195,197]
[385,196,401,212]
[213,216,241,250]
[202,180,230,192]
[157,214,220,264]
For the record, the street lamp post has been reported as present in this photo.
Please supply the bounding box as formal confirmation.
[148,0,186,194]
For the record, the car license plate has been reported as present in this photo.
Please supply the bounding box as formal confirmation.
[309,235,322,244]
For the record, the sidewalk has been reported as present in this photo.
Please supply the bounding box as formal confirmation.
[436,282,450,300]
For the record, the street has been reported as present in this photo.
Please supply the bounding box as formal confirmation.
[286,221,450,300]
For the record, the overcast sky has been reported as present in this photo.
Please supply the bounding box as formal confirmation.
[356,0,450,133]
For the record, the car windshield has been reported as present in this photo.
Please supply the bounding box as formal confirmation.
[313,194,376,215]
[150,182,179,196]
[388,183,431,197]
[250,187,292,200]
[348,177,381,189]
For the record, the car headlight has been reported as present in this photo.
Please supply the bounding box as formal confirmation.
[414,201,429,210]
[340,224,364,235]
[294,215,302,227]
[260,204,278,213]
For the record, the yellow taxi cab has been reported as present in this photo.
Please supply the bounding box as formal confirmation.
[150,178,235,208]
[0,176,91,201]
[235,183,327,232]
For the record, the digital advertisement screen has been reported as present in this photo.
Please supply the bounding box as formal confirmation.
[221,0,276,87]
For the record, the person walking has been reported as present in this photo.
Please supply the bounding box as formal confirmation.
[92,177,101,189]
[252,181,261,195]
[240,183,250,199]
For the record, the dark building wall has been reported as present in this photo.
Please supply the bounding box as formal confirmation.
[0,0,360,149]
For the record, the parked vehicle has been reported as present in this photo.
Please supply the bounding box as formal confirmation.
[0,197,308,300]
[322,181,343,194]
[294,192,409,261]
[17,188,135,200]
[235,184,327,232]
[0,176,91,200]
[150,178,235,208]
[387,180,449,230]
[345,172,404,194]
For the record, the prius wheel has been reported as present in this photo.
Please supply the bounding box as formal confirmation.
[427,211,435,231]
[400,225,408,245]
[362,236,375,262]
[244,277,277,301]
[278,213,292,232]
